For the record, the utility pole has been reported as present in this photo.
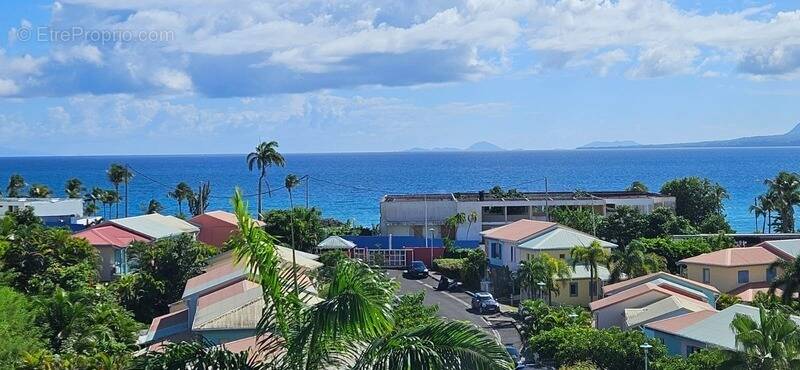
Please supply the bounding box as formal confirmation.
[544,177,550,222]
[305,175,309,209]
[124,164,130,217]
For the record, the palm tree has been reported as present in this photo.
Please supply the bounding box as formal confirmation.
[723,306,800,370]
[169,182,193,216]
[607,239,665,282]
[247,141,286,218]
[145,199,164,214]
[285,173,301,294]
[518,254,571,304]
[761,193,777,233]
[102,190,119,219]
[750,199,766,233]
[188,182,211,216]
[626,181,649,193]
[466,211,478,239]
[764,172,800,233]
[6,174,26,197]
[65,178,84,199]
[107,164,133,218]
[28,184,52,198]
[769,257,800,305]
[445,212,467,240]
[224,189,514,370]
[570,241,609,302]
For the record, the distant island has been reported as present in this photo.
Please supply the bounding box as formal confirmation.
[579,140,641,149]
[579,123,800,149]
[406,141,506,152]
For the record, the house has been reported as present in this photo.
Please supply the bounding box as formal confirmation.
[73,224,151,281]
[480,219,616,268]
[623,295,714,330]
[481,219,616,306]
[644,304,800,356]
[140,247,322,348]
[189,210,264,248]
[590,282,715,329]
[757,239,800,260]
[678,246,782,298]
[0,197,85,228]
[602,271,721,305]
[76,213,200,281]
[380,190,675,241]
[109,213,200,240]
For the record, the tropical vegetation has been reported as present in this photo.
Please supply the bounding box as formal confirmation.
[247,141,286,218]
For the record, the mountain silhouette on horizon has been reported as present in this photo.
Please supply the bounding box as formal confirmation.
[579,123,800,149]
[405,141,506,152]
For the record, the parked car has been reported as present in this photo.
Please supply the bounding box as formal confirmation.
[404,260,429,278]
[505,344,521,365]
[471,292,500,314]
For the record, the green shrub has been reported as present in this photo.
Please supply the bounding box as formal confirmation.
[432,258,465,280]
[0,286,45,367]
[530,326,667,369]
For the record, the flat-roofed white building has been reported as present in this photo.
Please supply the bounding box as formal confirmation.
[0,197,84,227]
[380,190,676,241]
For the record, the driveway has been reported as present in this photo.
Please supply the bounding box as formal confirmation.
[386,269,522,349]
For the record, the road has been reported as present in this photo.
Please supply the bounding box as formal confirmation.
[386,269,522,349]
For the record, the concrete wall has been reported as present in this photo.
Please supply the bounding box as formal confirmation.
[684,263,777,293]
[594,291,670,329]
[0,198,84,218]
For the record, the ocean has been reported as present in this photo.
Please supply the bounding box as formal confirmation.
[0,147,797,233]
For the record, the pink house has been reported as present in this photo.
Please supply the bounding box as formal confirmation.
[190,210,264,248]
[73,224,151,281]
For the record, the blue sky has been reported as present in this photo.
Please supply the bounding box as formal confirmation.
[1,0,799,155]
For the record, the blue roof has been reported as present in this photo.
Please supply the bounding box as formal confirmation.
[343,236,479,250]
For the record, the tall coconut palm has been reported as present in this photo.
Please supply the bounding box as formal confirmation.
[466,211,478,239]
[445,212,467,240]
[107,164,133,218]
[764,172,800,233]
[285,173,301,294]
[169,182,193,216]
[761,193,777,233]
[750,200,765,233]
[607,239,665,282]
[64,178,84,199]
[28,184,52,198]
[102,190,119,219]
[769,257,800,305]
[224,189,514,370]
[6,174,26,197]
[247,141,285,218]
[723,306,800,370]
[145,199,164,214]
[570,241,609,302]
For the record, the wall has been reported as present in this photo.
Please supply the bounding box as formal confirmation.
[553,278,597,307]
[0,198,84,217]
[97,245,116,282]
[645,328,708,357]
[196,223,236,248]
[684,263,776,293]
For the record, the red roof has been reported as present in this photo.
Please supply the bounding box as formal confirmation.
[645,309,717,334]
[602,271,720,296]
[197,279,260,311]
[591,282,711,311]
[728,281,786,302]
[679,246,780,267]
[480,219,556,243]
[190,210,265,227]
[73,224,150,248]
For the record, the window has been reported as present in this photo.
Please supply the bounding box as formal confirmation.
[559,254,565,259]
[738,270,750,284]
[686,345,702,356]
[510,246,515,262]
[702,268,711,283]
[589,281,598,297]
[569,282,578,297]
[114,249,128,275]
[767,267,777,282]
[490,242,502,259]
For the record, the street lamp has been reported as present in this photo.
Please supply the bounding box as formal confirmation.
[537,281,546,302]
[640,343,653,370]
[429,228,435,264]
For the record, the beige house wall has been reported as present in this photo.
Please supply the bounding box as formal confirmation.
[518,247,613,263]
[683,263,779,293]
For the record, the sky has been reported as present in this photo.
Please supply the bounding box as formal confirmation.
[0,0,799,155]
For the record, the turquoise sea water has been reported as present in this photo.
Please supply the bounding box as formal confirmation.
[0,148,797,232]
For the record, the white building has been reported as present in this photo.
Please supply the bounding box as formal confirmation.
[380,190,676,241]
[0,197,84,226]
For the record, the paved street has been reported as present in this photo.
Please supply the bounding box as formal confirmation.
[386,269,523,350]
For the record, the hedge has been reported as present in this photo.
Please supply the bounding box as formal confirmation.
[432,258,465,280]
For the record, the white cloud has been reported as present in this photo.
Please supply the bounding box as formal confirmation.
[0,79,19,96]
[1,0,800,99]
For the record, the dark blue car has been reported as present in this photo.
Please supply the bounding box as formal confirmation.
[404,260,429,278]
